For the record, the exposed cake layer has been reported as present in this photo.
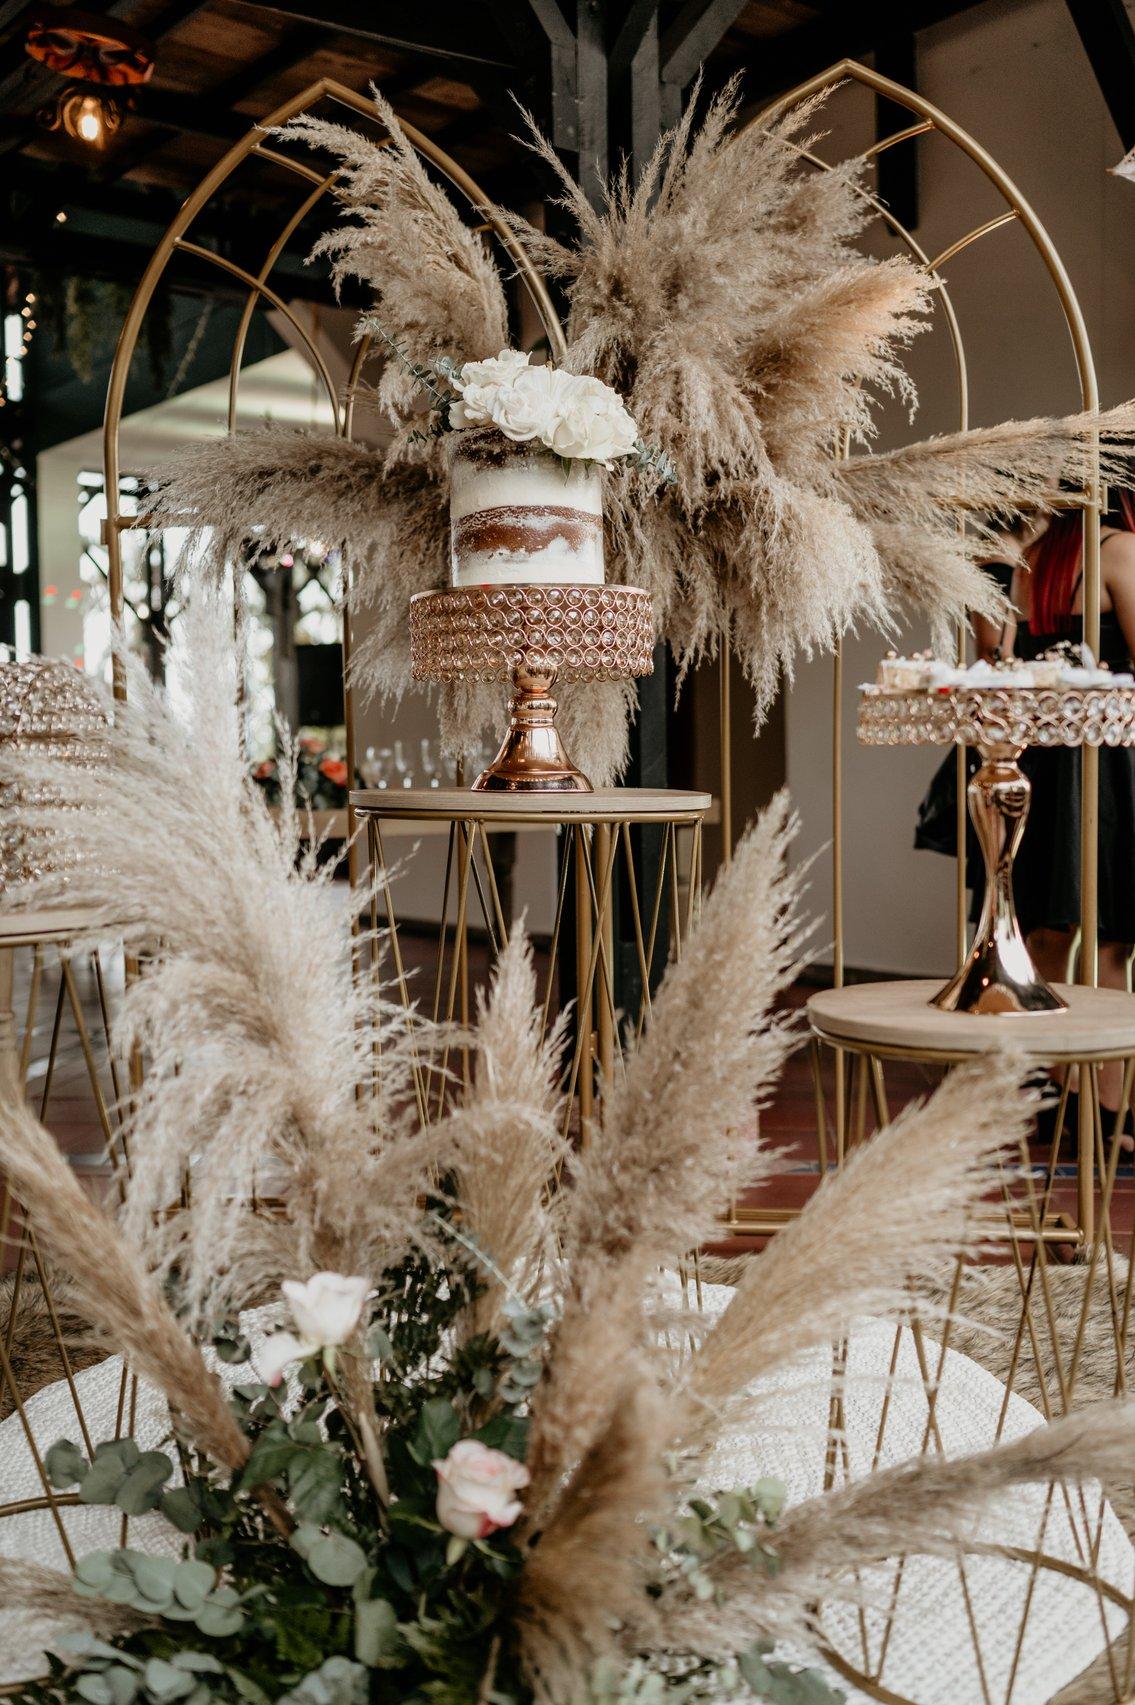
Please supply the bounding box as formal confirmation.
[452,504,603,587]
[449,435,605,587]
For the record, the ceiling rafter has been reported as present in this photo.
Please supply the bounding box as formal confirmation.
[227,0,518,73]
[97,20,328,182]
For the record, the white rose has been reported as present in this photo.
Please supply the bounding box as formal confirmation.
[450,349,532,430]
[281,1272,370,1348]
[483,363,566,442]
[433,1439,530,1540]
[254,1273,370,1385]
[547,373,638,466]
[257,1330,309,1388]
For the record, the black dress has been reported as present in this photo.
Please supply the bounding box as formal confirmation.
[1007,608,1135,943]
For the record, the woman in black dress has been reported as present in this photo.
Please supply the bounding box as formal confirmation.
[972,495,1135,1116]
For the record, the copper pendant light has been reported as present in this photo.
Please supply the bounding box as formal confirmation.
[26,5,154,147]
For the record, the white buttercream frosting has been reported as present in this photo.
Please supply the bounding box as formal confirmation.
[448,439,605,588]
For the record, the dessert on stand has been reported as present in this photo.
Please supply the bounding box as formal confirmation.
[410,351,664,792]
[860,647,1135,1013]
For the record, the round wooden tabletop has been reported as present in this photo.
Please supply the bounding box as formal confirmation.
[0,906,106,947]
[807,979,1135,1062]
[350,787,713,825]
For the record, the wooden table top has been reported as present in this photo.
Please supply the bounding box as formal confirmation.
[807,978,1135,1062]
[350,787,714,825]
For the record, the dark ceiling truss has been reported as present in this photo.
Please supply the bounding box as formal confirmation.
[226,0,520,73]
[96,21,329,182]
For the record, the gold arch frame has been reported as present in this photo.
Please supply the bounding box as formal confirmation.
[730,64,1130,1705]
[100,78,567,882]
[0,81,569,1603]
[739,61,1103,1207]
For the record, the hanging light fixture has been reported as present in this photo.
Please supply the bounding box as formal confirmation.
[55,84,123,145]
[26,6,154,148]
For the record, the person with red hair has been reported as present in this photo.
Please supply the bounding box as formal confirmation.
[972,494,1135,1120]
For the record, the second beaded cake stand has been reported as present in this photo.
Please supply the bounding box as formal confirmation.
[409,583,654,793]
[860,680,1135,1014]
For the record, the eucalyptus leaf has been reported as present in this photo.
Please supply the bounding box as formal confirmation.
[45,1438,88,1489]
[160,1486,203,1534]
[172,1560,217,1610]
[116,1452,175,1515]
[75,1676,114,1705]
[353,1596,400,1667]
[73,1553,116,1593]
[78,1459,129,1505]
[142,1657,195,1700]
[193,1597,244,1639]
[104,1666,140,1705]
[129,1555,178,1605]
[306,1532,368,1588]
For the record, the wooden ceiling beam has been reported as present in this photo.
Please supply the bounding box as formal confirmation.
[228,0,518,73]
[660,0,751,87]
[731,0,989,97]
[95,21,326,182]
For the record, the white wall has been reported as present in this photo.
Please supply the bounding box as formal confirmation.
[783,0,1135,976]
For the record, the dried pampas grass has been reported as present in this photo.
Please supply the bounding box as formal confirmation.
[657,1400,1135,1657]
[521,795,808,1526]
[840,402,1135,644]
[0,1558,145,1641]
[279,85,508,430]
[447,930,568,1340]
[0,1099,247,1472]
[677,1052,1036,1441]
[0,598,455,1321]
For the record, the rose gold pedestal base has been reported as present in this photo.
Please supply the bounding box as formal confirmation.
[472,668,591,793]
[929,741,1067,1016]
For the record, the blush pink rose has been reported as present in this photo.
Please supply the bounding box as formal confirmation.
[433,1439,530,1541]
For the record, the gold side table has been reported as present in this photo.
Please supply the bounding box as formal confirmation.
[351,786,711,1133]
[805,978,1135,1245]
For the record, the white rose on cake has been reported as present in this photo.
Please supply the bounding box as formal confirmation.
[488,363,565,444]
[449,349,639,467]
[547,373,638,466]
[449,349,533,430]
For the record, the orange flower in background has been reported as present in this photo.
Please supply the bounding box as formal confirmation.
[298,735,324,754]
[318,757,348,787]
[253,759,277,780]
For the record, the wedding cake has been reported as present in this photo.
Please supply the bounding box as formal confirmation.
[448,431,604,589]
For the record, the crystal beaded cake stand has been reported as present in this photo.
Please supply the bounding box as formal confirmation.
[410,584,654,792]
[859,682,1135,1014]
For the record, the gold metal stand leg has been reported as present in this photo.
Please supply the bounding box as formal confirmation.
[594,824,615,1091]
[574,825,594,1131]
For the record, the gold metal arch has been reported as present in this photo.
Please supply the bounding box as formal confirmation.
[736,61,1103,1197]
[100,78,567,883]
[729,64,1130,1705]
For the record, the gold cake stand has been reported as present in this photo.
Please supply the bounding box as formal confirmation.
[859,681,1135,1015]
[409,583,654,793]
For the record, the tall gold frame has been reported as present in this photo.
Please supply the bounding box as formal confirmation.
[734,62,1105,1213]
[99,78,567,887]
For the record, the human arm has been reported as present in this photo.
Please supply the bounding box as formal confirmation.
[1102,532,1135,662]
